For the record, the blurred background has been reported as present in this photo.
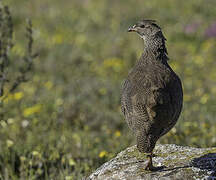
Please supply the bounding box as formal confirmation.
[1,0,216,179]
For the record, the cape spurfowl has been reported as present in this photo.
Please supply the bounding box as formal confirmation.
[121,20,183,171]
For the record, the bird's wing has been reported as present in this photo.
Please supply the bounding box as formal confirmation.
[121,65,175,133]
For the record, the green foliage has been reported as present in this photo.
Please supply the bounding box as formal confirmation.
[1,0,216,179]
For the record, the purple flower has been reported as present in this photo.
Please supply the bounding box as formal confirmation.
[184,23,200,34]
[205,22,216,38]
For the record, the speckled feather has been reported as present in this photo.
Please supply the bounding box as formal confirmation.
[121,20,183,153]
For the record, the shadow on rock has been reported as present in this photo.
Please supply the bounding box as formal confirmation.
[191,153,216,179]
[159,153,216,172]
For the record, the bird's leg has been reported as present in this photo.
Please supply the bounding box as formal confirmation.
[144,152,154,171]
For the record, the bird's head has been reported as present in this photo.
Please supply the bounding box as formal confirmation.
[128,20,168,60]
[128,20,163,41]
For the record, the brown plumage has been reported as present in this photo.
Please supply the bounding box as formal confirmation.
[121,20,183,170]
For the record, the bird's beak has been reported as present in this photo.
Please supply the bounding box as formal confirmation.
[128,25,137,32]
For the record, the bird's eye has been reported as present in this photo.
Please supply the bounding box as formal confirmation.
[140,25,145,28]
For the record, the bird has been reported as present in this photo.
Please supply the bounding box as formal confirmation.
[121,20,183,171]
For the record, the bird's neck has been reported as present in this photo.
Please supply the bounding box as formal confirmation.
[143,32,168,63]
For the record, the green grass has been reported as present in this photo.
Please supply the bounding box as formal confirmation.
[0,0,216,179]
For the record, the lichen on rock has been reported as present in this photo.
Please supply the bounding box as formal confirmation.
[87,144,216,180]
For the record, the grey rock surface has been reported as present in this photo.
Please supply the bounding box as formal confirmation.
[87,144,216,180]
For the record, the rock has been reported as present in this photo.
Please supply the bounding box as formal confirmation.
[87,144,216,180]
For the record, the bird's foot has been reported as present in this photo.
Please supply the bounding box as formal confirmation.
[144,163,164,171]
[144,162,155,171]
[144,152,165,171]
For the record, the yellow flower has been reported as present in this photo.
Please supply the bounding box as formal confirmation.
[56,98,63,106]
[32,151,42,158]
[23,104,42,117]
[45,81,53,90]
[13,92,23,100]
[65,176,73,180]
[200,94,209,104]
[99,88,107,95]
[32,151,40,156]
[0,121,7,128]
[69,158,76,166]
[12,44,25,56]
[171,127,177,133]
[52,34,63,44]
[99,151,108,158]
[114,130,121,137]
[6,140,14,147]
[20,156,26,162]
[103,57,124,72]
[7,118,14,124]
